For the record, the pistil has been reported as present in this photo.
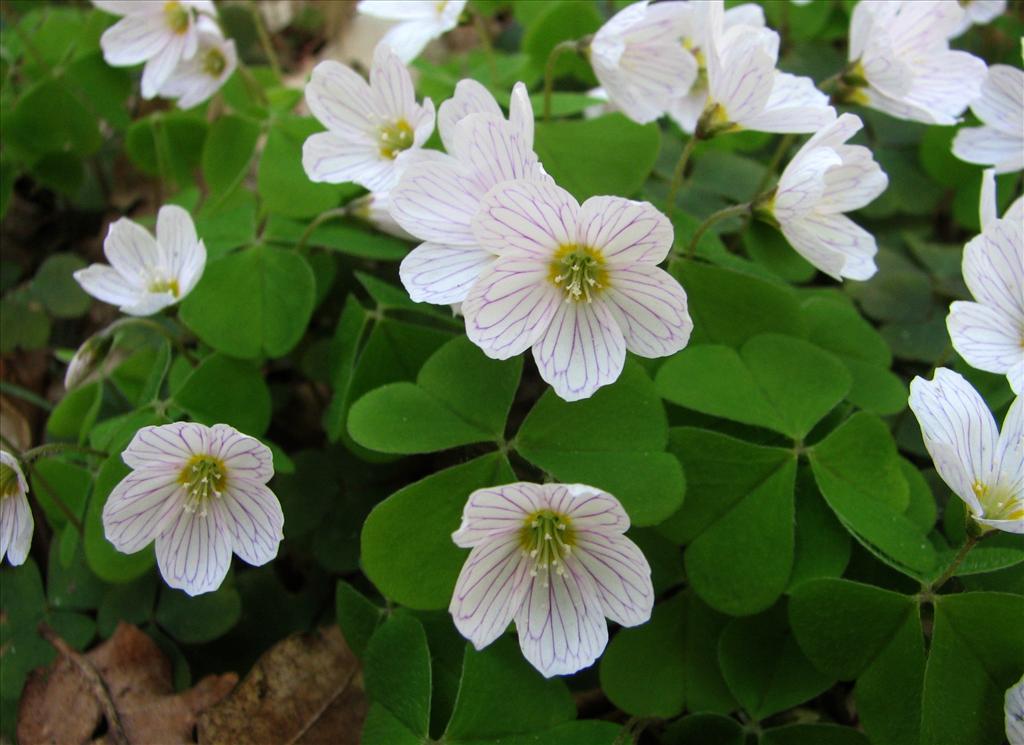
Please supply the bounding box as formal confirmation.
[520,509,575,584]
[550,245,608,303]
[178,455,226,516]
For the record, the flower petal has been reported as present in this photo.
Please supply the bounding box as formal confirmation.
[437,78,502,153]
[104,217,160,284]
[399,241,495,305]
[389,156,481,245]
[122,422,212,471]
[993,396,1022,499]
[514,564,608,677]
[103,470,183,554]
[155,508,231,596]
[73,264,144,308]
[155,205,200,278]
[908,369,1000,508]
[780,213,878,281]
[577,196,673,265]
[1,492,33,566]
[601,264,692,358]
[370,42,420,121]
[462,259,561,360]
[1008,676,1024,745]
[472,179,577,259]
[209,424,274,483]
[305,60,376,136]
[141,32,188,99]
[947,301,1022,385]
[377,19,446,64]
[963,215,1024,323]
[216,481,283,567]
[543,483,630,534]
[100,12,169,66]
[740,72,836,134]
[452,483,543,548]
[449,114,545,200]
[533,299,627,402]
[971,65,1023,137]
[450,532,531,650]
[302,131,394,191]
[569,532,652,627]
[952,127,1024,175]
[818,145,889,214]
[508,82,535,151]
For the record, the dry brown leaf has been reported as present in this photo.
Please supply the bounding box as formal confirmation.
[17,623,237,745]
[198,626,366,745]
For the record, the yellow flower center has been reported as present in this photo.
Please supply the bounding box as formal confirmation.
[0,464,19,499]
[972,480,1024,524]
[520,509,575,581]
[378,119,414,160]
[148,278,181,297]
[549,244,608,303]
[178,455,227,516]
[202,47,227,77]
[164,1,191,34]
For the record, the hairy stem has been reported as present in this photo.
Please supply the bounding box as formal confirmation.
[666,136,698,221]
[683,202,752,259]
[543,40,583,121]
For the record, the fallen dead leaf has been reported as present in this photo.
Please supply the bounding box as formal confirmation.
[198,626,365,745]
[17,623,237,745]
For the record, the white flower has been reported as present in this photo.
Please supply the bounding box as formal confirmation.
[589,1,696,125]
[767,113,888,281]
[450,482,653,678]
[908,369,1022,535]
[93,0,217,99]
[158,19,236,109]
[74,205,206,317]
[844,0,987,125]
[0,451,32,567]
[391,83,546,306]
[666,1,766,133]
[950,0,1007,38]
[463,179,692,401]
[349,192,416,241]
[952,65,1024,175]
[302,43,435,193]
[356,0,467,63]
[1008,674,1024,745]
[947,170,1024,394]
[103,422,284,596]
[701,1,835,135]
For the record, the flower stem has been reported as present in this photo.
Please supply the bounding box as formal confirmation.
[930,534,979,592]
[753,133,795,197]
[682,202,752,259]
[248,0,283,80]
[543,40,583,121]
[108,317,198,366]
[297,206,351,251]
[22,443,107,463]
[0,434,84,535]
[471,11,497,85]
[666,136,698,221]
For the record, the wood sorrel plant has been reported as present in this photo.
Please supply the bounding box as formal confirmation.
[0,1,1020,744]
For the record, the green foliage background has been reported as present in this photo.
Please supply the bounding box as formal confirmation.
[1,1,1022,743]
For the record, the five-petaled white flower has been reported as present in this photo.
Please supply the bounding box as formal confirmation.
[93,0,217,99]
[589,0,696,125]
[103,422,284,596]
[303,43,436,193]
[843,0,987,125]
[952,65,1024,175]
[391,83,547,306]
[356,0,467,63]
[908,369,1022,535]
[950,0,1007,38]
[700,1,834,136]
[666,0,766,133]
[766,113,888,281]
[1008,674,1024,745]
[462,179,692,401]
[947,170,1024,394]
[450,482,653,678]
[74,205,207,317]
[0,451,32,567]
[158,19,237,109]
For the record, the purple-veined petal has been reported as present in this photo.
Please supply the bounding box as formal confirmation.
[305,60,376,136]
[103,470,184,554]
[472,179,577,259]
[569,531,652,627]
[155,205,199,278]
[971,65,1024,137]
[774,148,840,220]
[450,114,545,198]
[103,217,160,284]
[544,483,631,534]
[952,126,1024,175]
[780,213,878,281]
[210,424,274,484]
[601,264,692,358]
[452,483,543,548]
[818,145,889,214]
[992,396,1022,499]
[450,532,531,650]
[740,73,836,133]
[710,32,775,124]
[302,131,394,191]
[462,259,561,360]
[370,42,420,121]
[155,507,231,596]
[1008,675,1024,745]
[976,515,1024,534]
[389,156,481,245]
[438,78,502,153]
[0,492,33,566]
[908,369,1000,510]
[514,563,608,677]
[122,422,212,471]
[216,480,283,567]
[508,82,535,151]
[120,290,179,317]
[947,301,1023,386]
[577,196,673,266]
[377,19,446,64]
[532,299,627,402]
[399,241,495,305]
[963,216,1024,324]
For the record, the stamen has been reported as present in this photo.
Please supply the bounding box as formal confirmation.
[378,119,415,159]
[520,509,576,576]
[177,455,226,517]
[164,1,191,34]
[148,278,181,297]
[202,48,227,77]
[549,245,608,303]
